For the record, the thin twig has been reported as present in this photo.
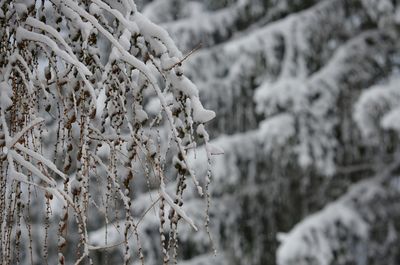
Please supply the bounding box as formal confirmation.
[164,43,202,71]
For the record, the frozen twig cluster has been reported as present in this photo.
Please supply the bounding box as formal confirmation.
[0,0,215,264]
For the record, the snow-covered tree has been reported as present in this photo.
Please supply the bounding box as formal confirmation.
[0,1,216,264]
[3,0,400,265]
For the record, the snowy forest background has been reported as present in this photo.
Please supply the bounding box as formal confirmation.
[141,0,400,264]
[2,0,400,265]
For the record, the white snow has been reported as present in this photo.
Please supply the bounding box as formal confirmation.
[354,77,400,140]
[258,113,295,152]
[277,180,386,265]
[381,107,400,131]
[0,81,13,109]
